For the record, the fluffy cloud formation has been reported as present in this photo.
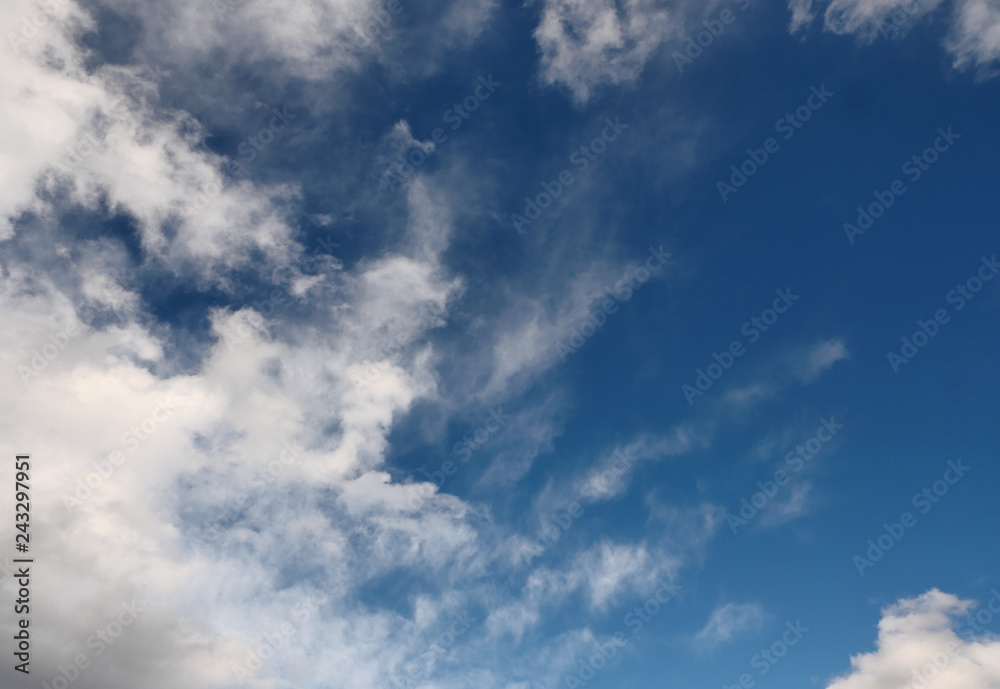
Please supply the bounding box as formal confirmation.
[826,589,1000,689]
[1,0,302,286]
[0,6,699,688]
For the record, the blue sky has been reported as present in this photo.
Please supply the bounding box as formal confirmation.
[1,0,1000,688]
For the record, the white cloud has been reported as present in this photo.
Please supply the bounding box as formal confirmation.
[98,0,497,84]
[947,0,1000,72]
[0,0,302,286]
[759,480,813,527]
[575,425,699,503]
[534,0,682,103]
[794,0,1000,74]
[789,0,817,32]
[822,0,944,39]
[796,338,849,382]
[696,601,766,647]
[826,589,1000,689]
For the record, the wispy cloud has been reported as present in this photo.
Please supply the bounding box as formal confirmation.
[695,602,767,648]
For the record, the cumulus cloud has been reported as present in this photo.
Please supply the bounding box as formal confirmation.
[0,4,701,685]
[826,589,1000,689]
[0,0,302,286]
